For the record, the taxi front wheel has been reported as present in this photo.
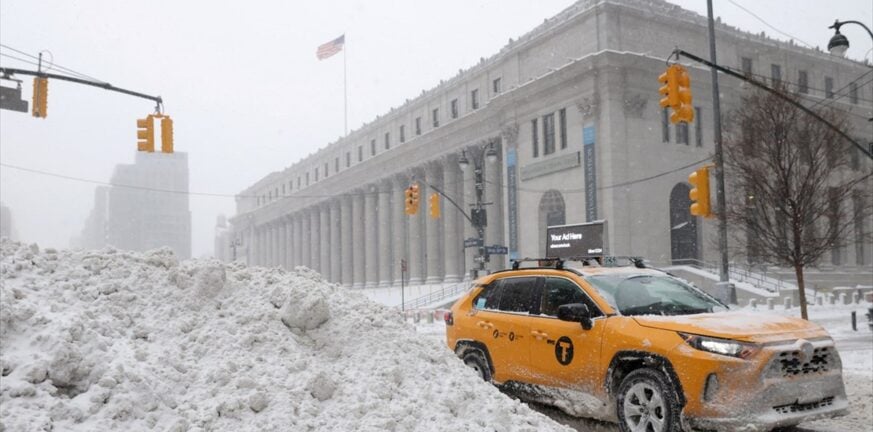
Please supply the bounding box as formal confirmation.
[616,368,682,432]
[461,349,492,382]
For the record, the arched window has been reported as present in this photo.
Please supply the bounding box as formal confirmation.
[539,190,566,256]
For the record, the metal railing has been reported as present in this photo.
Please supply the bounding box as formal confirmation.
[667,258,795,293]
[400,280,471,310]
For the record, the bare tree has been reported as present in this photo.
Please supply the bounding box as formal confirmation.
[723,86,872,320]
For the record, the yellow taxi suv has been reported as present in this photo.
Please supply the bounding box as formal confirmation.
[445,257,847,432]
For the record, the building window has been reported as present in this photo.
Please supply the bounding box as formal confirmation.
[542,113,556,155]
[531,118,539,158]
[324,163,329,178]
[676,122,689,145]
[282,184,286,195]
[661,108,670,143]
[370,139,376,156]
[558,108,567,149]
[829,188,841,265]
[289,181,293,192]
[346,152,351,167]
[825,77,834,98]
[695,107,703,147]
[770,64,781,85]
[850,82,858,104]
[471,89,479,109]
[400,125,405,143]
[741,57,752,76]
[315,168,319,182]
[384,132,390,150]
[451,98,458,119]
[798,70,809,94]
[358,145,363,162]
[297,177,301,188]
[335,157,339,172]
[493,77,502,94]
[432,108,440,128]
[854,191,866,265]
[415,117,422,135]
[306,172,310,185]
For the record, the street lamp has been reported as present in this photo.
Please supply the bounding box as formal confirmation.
[827,19,873,57]
[458,140,498,279]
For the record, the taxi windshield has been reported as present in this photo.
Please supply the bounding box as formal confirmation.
[585,274,727,316]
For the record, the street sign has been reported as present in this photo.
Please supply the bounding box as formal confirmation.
[464,237,483,248]
[0,85,29,113]
[485,245,508,255]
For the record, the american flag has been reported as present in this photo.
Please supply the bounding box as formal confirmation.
[316,34,345,60]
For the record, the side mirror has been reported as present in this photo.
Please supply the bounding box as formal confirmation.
[557,303,593,330]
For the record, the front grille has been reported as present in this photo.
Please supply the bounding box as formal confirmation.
[773,396,834,414]
[775,347,833,377]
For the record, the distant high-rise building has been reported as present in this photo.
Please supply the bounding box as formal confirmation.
[76,152,191,259]
[0,202,13,240]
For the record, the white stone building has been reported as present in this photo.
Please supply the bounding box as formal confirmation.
[224,0,872,290]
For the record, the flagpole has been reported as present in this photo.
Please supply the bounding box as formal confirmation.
[343,36,348,137]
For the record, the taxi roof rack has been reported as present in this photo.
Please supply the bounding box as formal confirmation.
[510,256,646,270]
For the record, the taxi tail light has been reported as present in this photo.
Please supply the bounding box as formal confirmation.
[445,311,454,326]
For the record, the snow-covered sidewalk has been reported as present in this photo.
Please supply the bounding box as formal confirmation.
[0,241,572,432]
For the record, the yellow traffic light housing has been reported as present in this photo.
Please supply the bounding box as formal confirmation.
[658,65,679,111]
[160,116,174,153]
[32,77,48,118]
[137,115,155,152]
[688,166,712,218]
[428,192,440,219]
[405,183,420,215]
[673,66,694,124]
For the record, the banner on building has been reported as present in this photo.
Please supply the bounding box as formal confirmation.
[506,148,519,260]
[583,125,597,222]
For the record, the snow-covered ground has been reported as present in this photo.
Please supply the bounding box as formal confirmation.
[0,241,573,432]
[414,302,873,431]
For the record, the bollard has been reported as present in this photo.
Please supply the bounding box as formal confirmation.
[749,299,757,309]
[767,298,775,310]
[852,292,861,304]
[851,311,857,331]
[828,294,836,305]
[784,297,792,310]
[426,310,434,324]
[816,296,823,306]
[414,311,421,324]
[839,293,848,305]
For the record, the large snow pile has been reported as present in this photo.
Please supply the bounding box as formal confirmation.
[0,241,571,432]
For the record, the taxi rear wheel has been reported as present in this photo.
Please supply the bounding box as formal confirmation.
[461,349,492,382]
[617,368,682,432]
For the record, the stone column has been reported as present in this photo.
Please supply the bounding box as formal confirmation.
[392,175,408,286]
[407,169,424,285]
[377,180,393,288]
[425,163,443,285]
[294,214,303,268]
[310,209,320,273]
[320,203,331,280]
[364,185,379,288]
[485,141,504,272]
[273,223,281,267]
[330,200,342,284]
[301,210,311,269]
[284,216,294,269]
[278,221,287,269]
[443,154,462,283]
[462,153,476,279]
[352,191,366,289]
[341,195,354,287]
[264,224,272,266]
[259,225,267,266]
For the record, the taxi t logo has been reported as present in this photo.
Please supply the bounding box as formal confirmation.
[555,336,574,365]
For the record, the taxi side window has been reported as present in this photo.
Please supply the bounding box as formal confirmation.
[541,277,602,318]
[472,282,503,310]
[496,277,538,313]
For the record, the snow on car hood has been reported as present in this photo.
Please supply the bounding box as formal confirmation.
[0,240,571,432]
[632,311,827,342]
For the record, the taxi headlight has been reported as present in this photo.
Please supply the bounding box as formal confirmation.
[679,333,759,359]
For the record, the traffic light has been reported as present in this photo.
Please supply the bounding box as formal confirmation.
[32,77,48,118]
[428,192,440,219]
[160,116,174,153]
[673,66,694,123]
[137,115,155,152]
[405,183,420,215]
[688,166,712,218]
[658,65,679,112]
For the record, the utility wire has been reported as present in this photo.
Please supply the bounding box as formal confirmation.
[0,44,107,84]
[725,0,815,49]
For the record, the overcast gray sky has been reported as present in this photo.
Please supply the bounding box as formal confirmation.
[1,0,870,257]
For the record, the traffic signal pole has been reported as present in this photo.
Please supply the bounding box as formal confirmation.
[0,67,163,110]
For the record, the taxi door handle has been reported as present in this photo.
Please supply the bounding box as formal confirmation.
[477,321,494,329]
[531,330,549,340]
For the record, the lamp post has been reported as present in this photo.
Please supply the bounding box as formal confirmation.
[827,20,873,57]
[458,141,498,279]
